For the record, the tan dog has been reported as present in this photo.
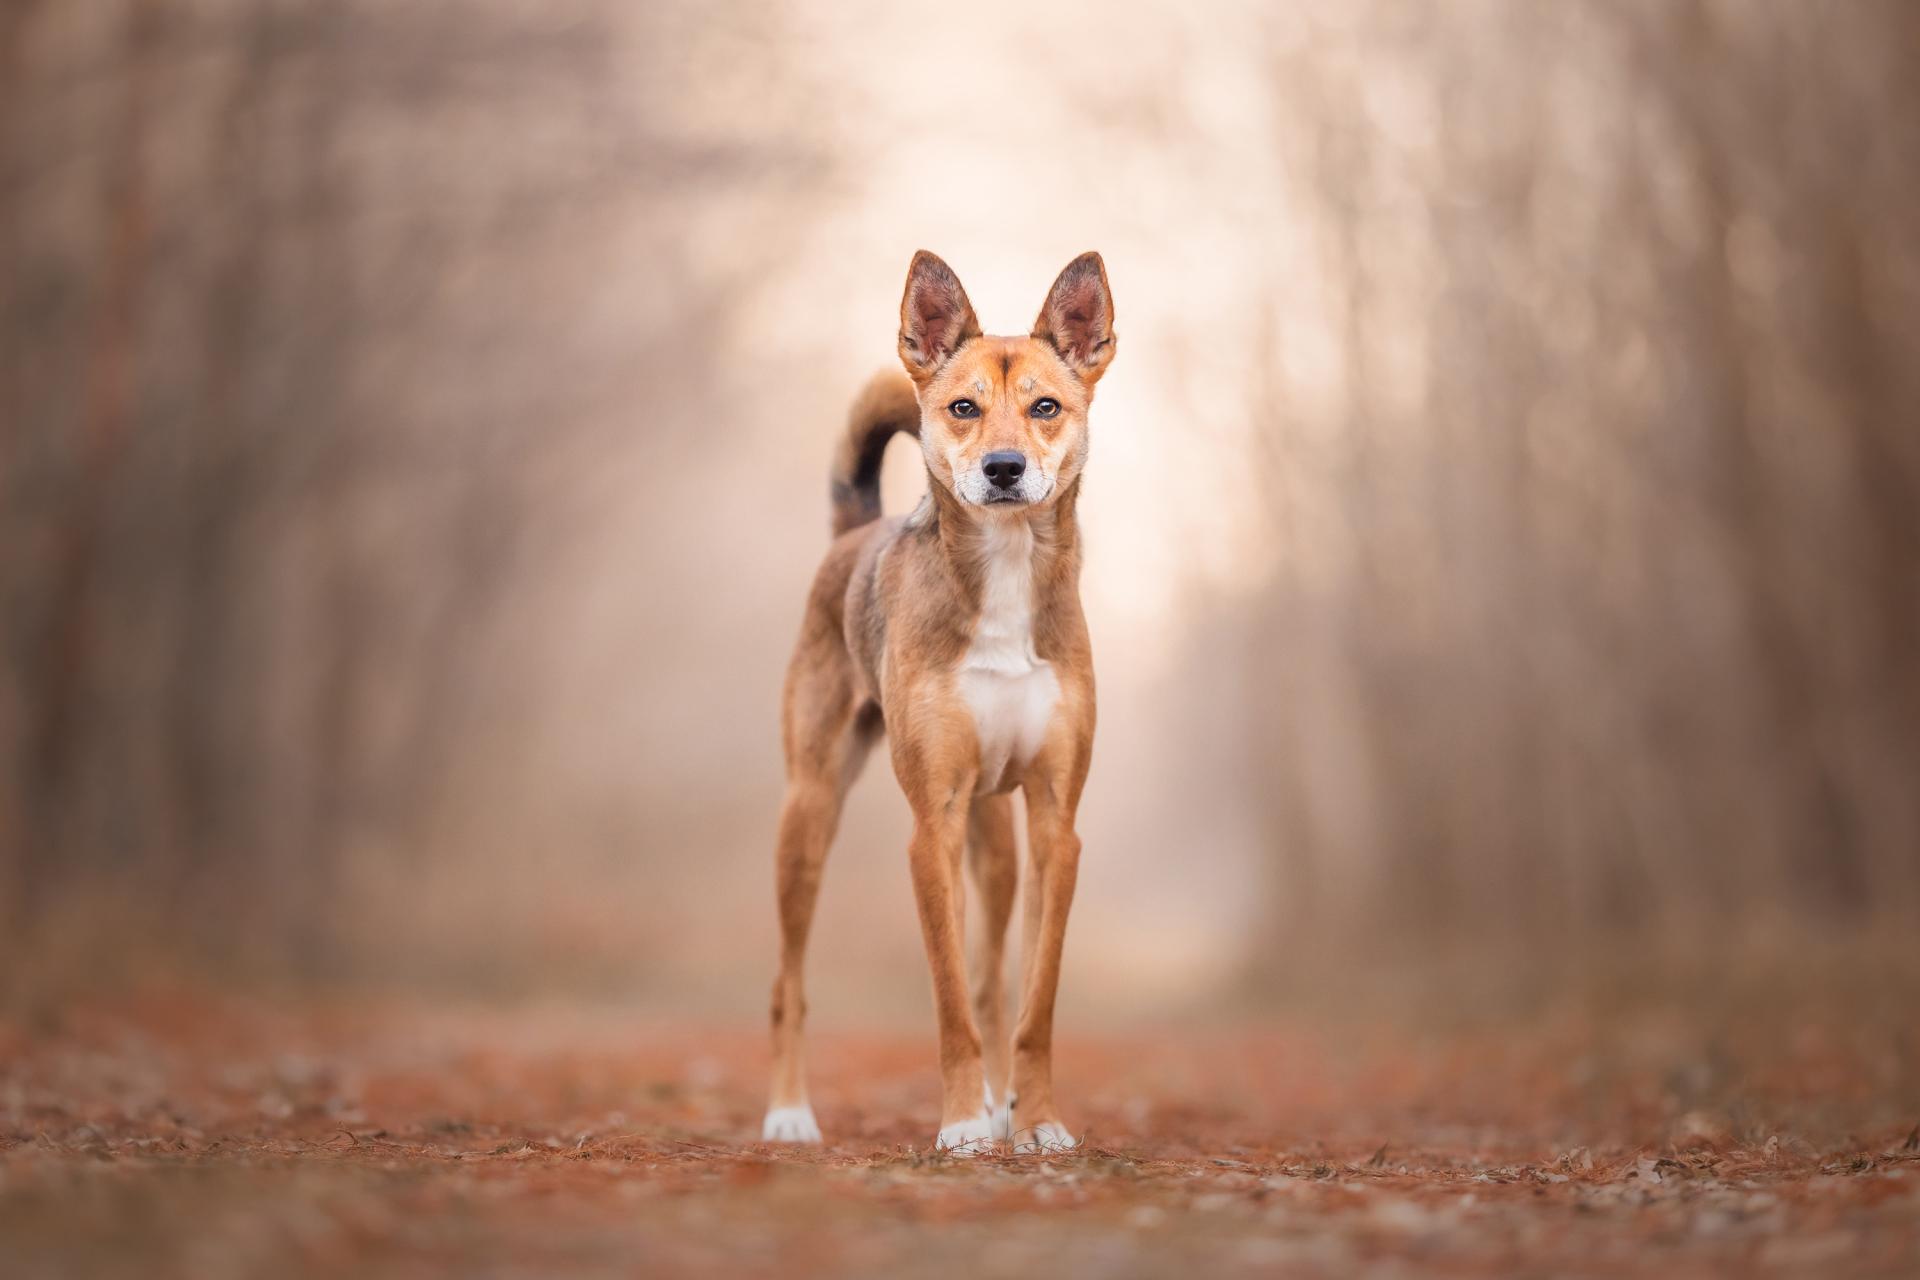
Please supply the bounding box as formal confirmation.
[762,251,1115,1153]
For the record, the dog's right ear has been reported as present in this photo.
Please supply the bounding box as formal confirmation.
[898,250,981,382]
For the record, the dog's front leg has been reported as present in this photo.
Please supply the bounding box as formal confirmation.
[966,795,1019,1139]
[906,785,994,1153]
[1010,776,1084,1152]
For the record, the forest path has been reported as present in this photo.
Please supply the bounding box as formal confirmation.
[2,992,1916,1277]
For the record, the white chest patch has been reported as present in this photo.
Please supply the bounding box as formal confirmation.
[961,521,1060,794]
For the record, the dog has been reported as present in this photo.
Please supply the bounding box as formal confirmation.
[761,250,1115,1154]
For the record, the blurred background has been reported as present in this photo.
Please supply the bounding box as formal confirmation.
[4,0,1917,1023]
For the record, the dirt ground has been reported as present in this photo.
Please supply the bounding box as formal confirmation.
[2,990,1916,1278]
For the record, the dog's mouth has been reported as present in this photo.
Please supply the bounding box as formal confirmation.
[970,476,1053,508]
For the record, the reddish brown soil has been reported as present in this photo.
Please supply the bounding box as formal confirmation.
[2,992,1916,1277]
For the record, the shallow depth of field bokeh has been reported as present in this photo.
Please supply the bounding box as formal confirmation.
[3,2,1920,1274]
[9,0,1917,1017]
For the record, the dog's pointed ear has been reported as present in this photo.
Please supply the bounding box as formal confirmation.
[898,250,982,382]
[1033,251,1116,386]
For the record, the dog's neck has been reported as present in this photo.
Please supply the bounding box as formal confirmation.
[920,478,1082,614]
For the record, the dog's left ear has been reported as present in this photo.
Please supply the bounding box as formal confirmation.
[1033,252,1116,386]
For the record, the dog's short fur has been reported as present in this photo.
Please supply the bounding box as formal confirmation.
[762,251,1115,1153]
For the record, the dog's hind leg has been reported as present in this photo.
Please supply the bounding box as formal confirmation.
[966,795,1018,1140]
[763,654,878,1144]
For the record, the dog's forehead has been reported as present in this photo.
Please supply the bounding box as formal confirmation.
[951,338,1068,397]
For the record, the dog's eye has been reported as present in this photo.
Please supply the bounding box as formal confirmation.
[1030,398,1060,419]
[948,399,979,419]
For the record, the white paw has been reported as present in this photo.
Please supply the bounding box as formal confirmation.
[934,1111,996,1156]
[761,1103,822,1143]
[1014,1121,1079,1154]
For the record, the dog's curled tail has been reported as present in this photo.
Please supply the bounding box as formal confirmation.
[829,369,920,536]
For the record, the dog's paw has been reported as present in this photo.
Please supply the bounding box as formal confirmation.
[761,1103,822,1144]
[934,1112,997,1157]
[1013,1121,1079,1154]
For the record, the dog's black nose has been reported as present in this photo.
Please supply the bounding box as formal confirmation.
[982,451,1026,490]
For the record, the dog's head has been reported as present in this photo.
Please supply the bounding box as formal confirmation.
[896,251,1115,511]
